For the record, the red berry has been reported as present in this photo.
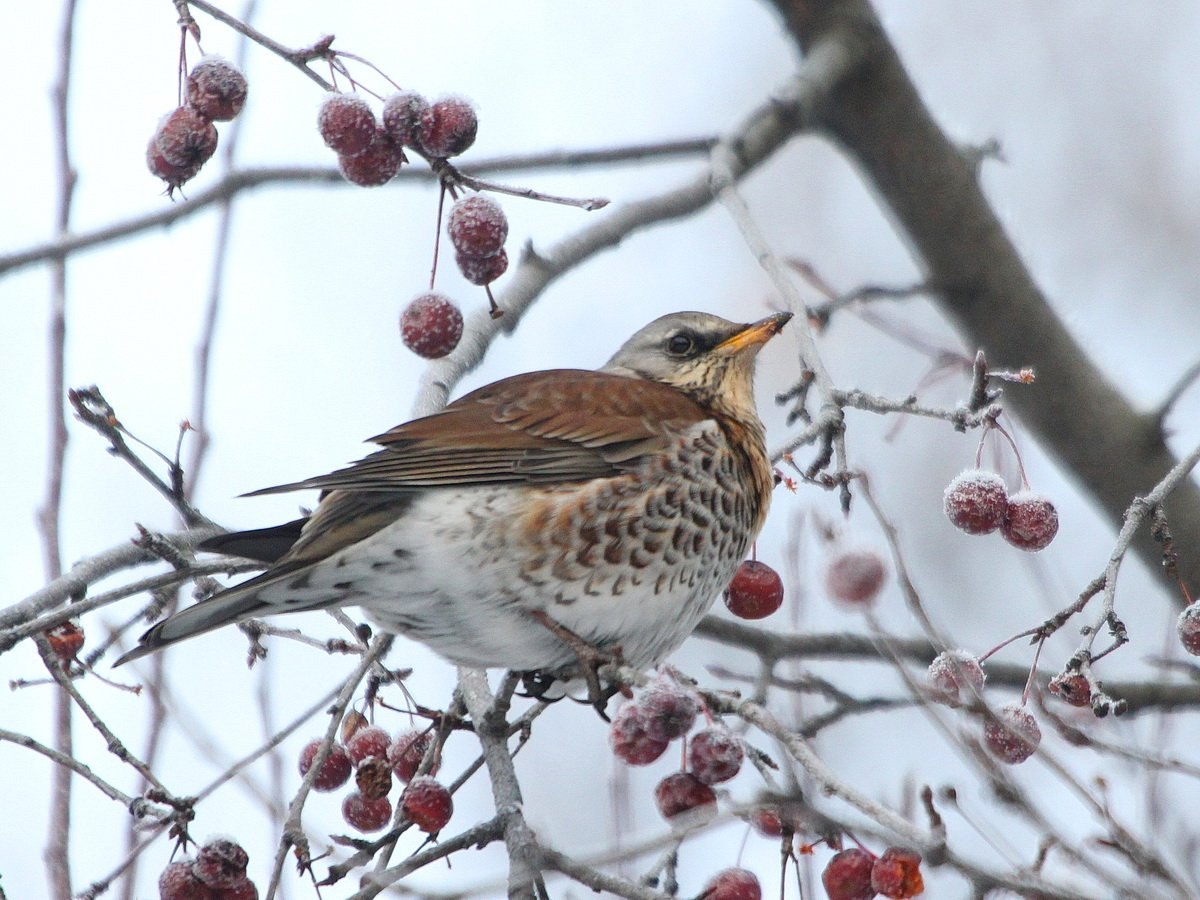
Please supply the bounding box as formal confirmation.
[688,728,743,784]
[926,649,986,706]
[382,91,430,148]
[700,868,761,900]
[193,838,249,890]
[639,683,699,741]
[154,106,218,170]
[943,469,1008,535]
[824,548,887,606]
[402,775,453,833]
[297,739,352,792]
[346,725,392,765]
[389,730,438,782]
[1001,491,1059,551]
[448,194,509,258]
[610,703,669,766]
[984,704,1041,764]
[1178,603,1200,656]
[400,292,464,359]
[455,248,509,286]
[821,848,875,900]
[1047,671,1091,707]
[318,93,377,157]
[653,772,716,827]
[219,877,259,900]
[147,139,202,192]
[45,619,85,660]
[724,560,784,620]
[186,56,247,122]
[158,861,215,900]
[870,847,924,898]
[416,96,478,158]
[749,807,783,837]
[342,791,393,833]
[337,129,403,186]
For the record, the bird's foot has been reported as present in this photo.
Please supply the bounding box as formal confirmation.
[525,610,627,720]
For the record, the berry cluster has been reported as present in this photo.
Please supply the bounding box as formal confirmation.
[298,723,451,834]
[724,559,785,620]
[822,846,924,900]
[943,469,1058,552]
[148,56,247,194]
[925,650,1041,764]
[158,838,256,900]
[447,193,510,287]
[824,547,888,607]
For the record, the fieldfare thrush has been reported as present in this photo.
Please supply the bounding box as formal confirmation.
[117,311,791,685]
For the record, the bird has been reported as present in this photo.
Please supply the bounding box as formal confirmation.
[116,310,791,687]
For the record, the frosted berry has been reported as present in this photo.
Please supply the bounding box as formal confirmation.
[688,728,744,784]
[724,560,784,620]
[926,649,986,706]
[186,56,247,121]
[402,775,453,833]
[610,703,669,766]
[400,292,464,358]
[147,140,202,192]
[944,469,1008,534]
[824,548,887,606]
[382,91,431,148]
[654,772,717,826]
[821,848,875,900]
[1177,603,1200,656]
[870,847,924,898]
[157,861,213,900]
[45,619,85,661]
[389,730,437,782]
[1001,492,1059,551]
[220,877,259,900]
[318,93,377,157]
[355,755,393,801]
[193,838,249,890]
[416,96,478,158]
[984,704,1041,764]
[448,194,509,258]
[750,807,783,837]
[342,791,392,833]
[346,725,392,765]
[700,868,761,900]
[455,248,509,286]
[640,683,699,741]
[154,106,218,170]
[337,129,403,186]
[297,739,352,792]
[1047,671,1091,706]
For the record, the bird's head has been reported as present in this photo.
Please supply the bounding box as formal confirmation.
[602,310,792,422]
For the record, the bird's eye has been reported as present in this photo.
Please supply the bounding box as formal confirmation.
[666,333,695,356]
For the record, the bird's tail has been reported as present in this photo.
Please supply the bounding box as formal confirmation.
[113,584,273,666]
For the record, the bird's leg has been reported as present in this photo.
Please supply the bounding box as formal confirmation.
[525,610,626,718]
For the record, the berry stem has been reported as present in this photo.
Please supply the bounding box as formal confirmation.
[1021,636,1046,706]
[430,183,447,290]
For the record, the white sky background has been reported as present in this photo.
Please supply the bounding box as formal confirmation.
[4,2,1200,897]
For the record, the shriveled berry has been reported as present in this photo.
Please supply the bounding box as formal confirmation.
[318,93,377,157]
[654,772,716,827]
[448,194,508,258]
[193,838,249,890]
[926,649,986,706]
[337,129,403,186]
[724,560,784,620]
[750,807,783,837]
[45,619,85,660]
[944,469,1008,535]
[870,847,924,898]
[640,683,699,741]
[186,56,247,121]
[346,725,392,765]
[219,877,258,900]
[1177,603,1200,656]
[402,775,453,833]
[355,755,393,801]
[416,96,478,158]
[147,140,202,192]
[700,868,761,900]
[342,791,392,833]
[382,91,431,148]
[610,703,669,766]
[158,860,214,900]
[297,739,352,792]
[455,248,509,286]
[154,106,218,169]
[688,728,743,784]
[984,704,1041,764]
[1047,671,1091,707]
[824,548,887,606]
[400,292,464,359]
[821,848,875,900]
[1001,492,1059,551]
[389,730,438,782]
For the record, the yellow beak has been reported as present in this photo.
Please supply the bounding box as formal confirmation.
[715,311,793,355]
